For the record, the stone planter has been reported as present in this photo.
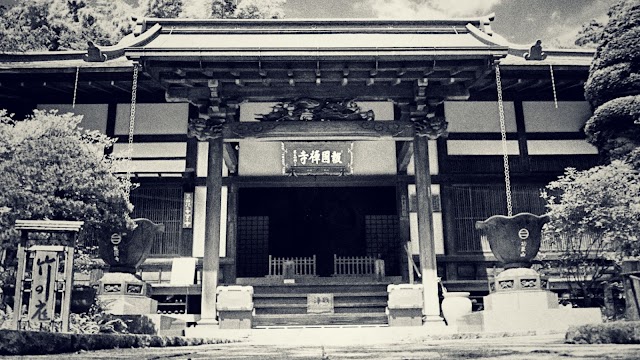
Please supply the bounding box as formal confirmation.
[98,218,165,274]
[441,292,472,327]
[476,213,549,268]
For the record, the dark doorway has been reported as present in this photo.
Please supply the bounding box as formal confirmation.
[237,187,398,277]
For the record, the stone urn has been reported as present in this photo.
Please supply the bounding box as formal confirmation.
[98,218,165,274]
[441,292,472,327]
[476,213,549,269]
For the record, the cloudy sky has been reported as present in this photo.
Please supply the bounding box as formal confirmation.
[285,0,617,46]
[0,0,617,47]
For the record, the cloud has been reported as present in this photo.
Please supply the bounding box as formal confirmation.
[359,0,502,19]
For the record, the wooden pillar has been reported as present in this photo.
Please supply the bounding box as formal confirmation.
[225,182,238,284]
[413,135,444,325]
[200,137,224,324]
[396,177,411,282]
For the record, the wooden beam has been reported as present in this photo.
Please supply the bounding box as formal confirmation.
[397,141,414,173]
[219,83,414,101]
[222,121,415,141]
[165,86,209,103]
[223,143,238,174]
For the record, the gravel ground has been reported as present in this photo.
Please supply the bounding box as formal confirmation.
[6,329,640,359]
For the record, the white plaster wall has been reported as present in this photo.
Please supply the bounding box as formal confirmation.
[527,140,598,155]
[112,142,186,173]
[37,104,108,133]
[447,140,520,155]
[523,101,591,132]
[115,103,188,135]
[445,101,517,133]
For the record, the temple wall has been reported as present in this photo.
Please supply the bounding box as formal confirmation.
[37,103,108,133]
[445,101,517,132]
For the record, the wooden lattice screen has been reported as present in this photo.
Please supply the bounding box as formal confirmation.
[365,215,399,275]
[130,185,184,256]
[447,184,546,253]
[237,216,269,277]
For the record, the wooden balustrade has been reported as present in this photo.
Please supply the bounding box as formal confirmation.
[333,255,380,276]
[268,255,317,276]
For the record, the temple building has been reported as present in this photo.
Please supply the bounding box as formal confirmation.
[0,15,598,327]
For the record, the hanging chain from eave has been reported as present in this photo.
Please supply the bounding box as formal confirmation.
[495,64,513,216]
[125,63,139,197]
[72,66,80,108]
[550,64,558,109]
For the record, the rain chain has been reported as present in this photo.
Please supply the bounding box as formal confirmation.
[549,64,558,109]
[495,65,513,217]
[125,64,139,198]
[72,66,80,108]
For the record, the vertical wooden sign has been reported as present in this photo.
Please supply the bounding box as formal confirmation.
[27,249,60,330]
[13,220,82,333]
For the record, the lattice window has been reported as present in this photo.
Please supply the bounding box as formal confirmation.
[365,215,400,275]
[447,184,546,253]
[237,216,269,277]
[130,185,184,256]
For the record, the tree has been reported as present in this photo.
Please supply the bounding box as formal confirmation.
[584,0,640,161]
[575,19,606,48]
[541,163,640,306]
[182,0,286,19]
[0,109,134,261]
[0,0,133,52]
[542,0,640,314]
[140,0,183,18]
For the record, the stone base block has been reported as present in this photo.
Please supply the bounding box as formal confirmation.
[145,314,187,336]
[387,308,423,327]
[484,290,558,312]
[98,294,158,315]
[457,307,602,333]
[219,310,253,329]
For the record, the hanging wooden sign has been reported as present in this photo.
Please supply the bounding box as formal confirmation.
[282,141,353,175]
[183,192,194,229]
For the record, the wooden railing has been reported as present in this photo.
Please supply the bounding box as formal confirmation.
[268,255,317,276]
[333,255,380,276]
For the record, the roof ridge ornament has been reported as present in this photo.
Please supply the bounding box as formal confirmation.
[479,12,495,36]
[84,41,107,62]
[132,16,147,37]
[524,40,547,61]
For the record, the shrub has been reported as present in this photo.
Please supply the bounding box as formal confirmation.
[566,321,640,344]
[0,329,234,355]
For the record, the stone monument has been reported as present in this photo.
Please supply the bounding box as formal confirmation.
[457,213,602,332]
[97,218,164,315]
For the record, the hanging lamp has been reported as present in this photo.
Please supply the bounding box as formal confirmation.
[475,64,549,269]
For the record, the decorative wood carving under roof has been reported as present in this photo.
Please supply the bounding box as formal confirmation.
[255,98,374,122]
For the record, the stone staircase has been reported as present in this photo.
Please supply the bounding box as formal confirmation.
[251,282,390,327]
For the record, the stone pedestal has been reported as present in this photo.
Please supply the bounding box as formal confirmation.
[216,285,254,329]
[457,268,602,333]
[386,284,424,327]
[97,272,157,315]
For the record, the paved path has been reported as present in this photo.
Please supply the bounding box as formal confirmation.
[7,328,640,359]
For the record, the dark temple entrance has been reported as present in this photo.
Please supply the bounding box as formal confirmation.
[237,186,399,277]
